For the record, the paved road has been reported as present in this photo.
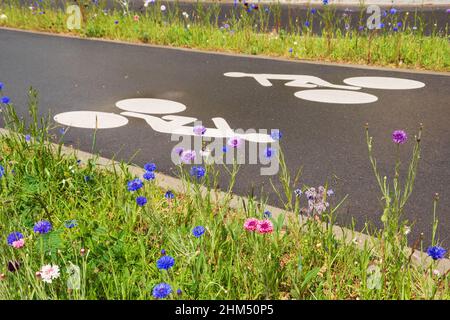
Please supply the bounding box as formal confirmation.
[0,28,449,245]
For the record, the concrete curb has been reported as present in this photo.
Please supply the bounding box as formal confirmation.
[1,127,448,274]
[1,26,448,77]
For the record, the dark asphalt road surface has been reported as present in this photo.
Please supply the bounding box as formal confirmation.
[0,28,449,245]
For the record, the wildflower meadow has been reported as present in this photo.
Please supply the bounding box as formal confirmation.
[0,84,448,300]
[0,0,448,71]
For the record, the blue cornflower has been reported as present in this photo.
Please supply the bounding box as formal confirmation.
[1,96,10,104]
[294,189,302,197]
[390,8,397,15]
[136,196,147,206]
[263,210,272,218]
[192,226,205,238]
[0,82,4,91]
[84,175,91,182]
[114,20,119,25]
[152,283,172,299]
[264,7,269,13]
[161,249,166,255]
[379,23,385,28]
[33,220,52,234]
[143,171,155,181]
[393,27,398,32]
[304,21,310,27]
[271,129,282,140]
[190,166,206,179]
[177,289,182,295]
[127,178,144,192]
[156,255,175,270]
[311,8,317,14]
[0,165,5,178]
[64,219,78,229]
[358,25,364,31]
[144,163,156,172]
[7,232,24,246]
[289,48,293,53]
[264,147,275,158]
[322,0,328,5]
[59,128,66,134]
[165,190,175,199]
[397,22,402,27]
[427,246,447,260]
[222,146,228,153]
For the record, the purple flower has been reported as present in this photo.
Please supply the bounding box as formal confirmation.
[144,163,156,172]
[161,249,166,255]
[193,125,207,136]
[227,137,242,148]
[33,220,52,234]
[114,20,119,24]
[136,196,147,206]
[156,255,175,270]
[190,166,206,179]
[289,48,293,53]
[180,150,196,163]
[427,246,446,260]
[358,26,364,31]
[327,189,334,196]
[192,226,205,238]
[165,190,175,199]
[397,22,402,27]
[177,289,182,295]
[127,178,144,191]
[304,21,310,27]
[311,8,317,14]
[174,147,184,156]
[143,171,155,181]
[294,189,302,197]
[390,8,397,15]
[393,27,398,32]
[392,130,407,144]
[379,23,385,29]
[7,232,24,246]
[0,82,4,91]
[322,0,328,5]
[152,283,172,299]
[263,210,272,218]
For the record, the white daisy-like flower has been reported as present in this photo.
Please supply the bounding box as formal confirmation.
[40,264,60,283]
[160,5,166,11]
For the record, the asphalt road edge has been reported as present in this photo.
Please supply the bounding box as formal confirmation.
[1,127,448,275]
[1,26,449,77]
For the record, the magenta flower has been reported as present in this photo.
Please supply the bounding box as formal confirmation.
[256,219,274,234]
[244,218,259,231]
[392,130,408,144]
[227,137,242,148]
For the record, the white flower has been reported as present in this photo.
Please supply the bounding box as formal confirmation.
[160,5,166,11]
[40,264,60,283]
[144,0,155,7]
[0,14,7,21]
[182,11,189,18]
[404,226,411,235]
[433,269,441,277]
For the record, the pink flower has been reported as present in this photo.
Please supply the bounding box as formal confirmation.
[244,218,259,231]
[256,219,274,234]
[12,239,25,249]
[227,137,242,148]
[133,15,139,21]
[39,264,60,283]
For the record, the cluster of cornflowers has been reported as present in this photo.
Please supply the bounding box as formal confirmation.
[3,219,78,283]
[127,162,157,206]
[0,82,11,105]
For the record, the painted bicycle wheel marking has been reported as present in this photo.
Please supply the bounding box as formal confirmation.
[294,90,378,104]
[54,111,128,129]
[116,98,187,114]
[343,77,425,90]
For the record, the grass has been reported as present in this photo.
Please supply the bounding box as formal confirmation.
[0,86,448,300]
[0,0,449,71]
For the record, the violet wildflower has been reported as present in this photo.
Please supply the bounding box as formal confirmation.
[33,220,52,234]
[192,226,205,238]
[227,137,242,148]
[392,130,407,144]
[153,283,172,299]
[180,150,196,163]
[136,196,148,207]
[127,178,144,191]
[427,246,447,260]
[156,256,175,270]
[193,125,206,136]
